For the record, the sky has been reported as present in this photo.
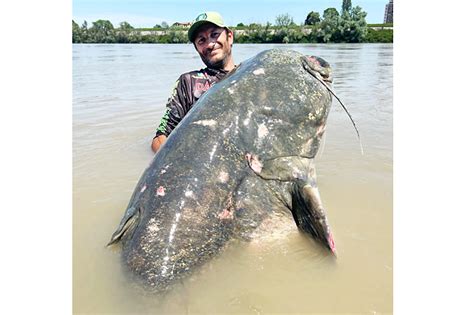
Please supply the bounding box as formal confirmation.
[73,0,390,28]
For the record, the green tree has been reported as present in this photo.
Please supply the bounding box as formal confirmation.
[72,20,81,43]
[257,22,273,43]
[304,11,321,25]
[305,24,322,43]
[316,5,368,43]
[80,21,89,42]
[81,21,88,31]
[323,8,340,20]
[119,21,134,30]
[338,5,368,42]
[365,28,392,43]
[342,0,352,13]
[128,31,142,43]
[116,21,134,43]
[240,22,274,43]
[318,8,341,42]
[161,21,169,29]
[286,28,304,43]
[168,30,187,43]
[275,13,295,27]
[90,19,115,43]
[236,22,245,27]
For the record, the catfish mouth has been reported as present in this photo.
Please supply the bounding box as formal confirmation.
[302,54,363,155]
[301,55,333,84]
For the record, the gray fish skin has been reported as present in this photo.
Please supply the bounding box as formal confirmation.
[108,49,336,292]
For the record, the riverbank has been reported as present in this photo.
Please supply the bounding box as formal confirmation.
[72,23,393,44]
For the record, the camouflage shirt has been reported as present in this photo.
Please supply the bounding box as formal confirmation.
[155,67,231,138]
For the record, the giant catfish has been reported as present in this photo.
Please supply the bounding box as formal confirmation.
[108,49,337,292]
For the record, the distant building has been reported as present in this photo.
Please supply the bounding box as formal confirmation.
[384,0,393,23]
[172,22,192,28]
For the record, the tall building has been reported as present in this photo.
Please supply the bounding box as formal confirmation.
[384,0,393,24]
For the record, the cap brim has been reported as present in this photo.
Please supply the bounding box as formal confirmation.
[188,20,225,42]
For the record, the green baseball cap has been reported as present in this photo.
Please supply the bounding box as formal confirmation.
[188,11,227,42]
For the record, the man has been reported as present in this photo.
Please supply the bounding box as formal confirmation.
[151,12,236,153]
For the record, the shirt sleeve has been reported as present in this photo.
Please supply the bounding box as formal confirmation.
[155,74,190,138]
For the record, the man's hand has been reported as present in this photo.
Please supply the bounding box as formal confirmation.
[151,135,167,153]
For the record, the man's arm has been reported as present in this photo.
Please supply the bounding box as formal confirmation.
[151,135,167,153]
[151,74,191,153]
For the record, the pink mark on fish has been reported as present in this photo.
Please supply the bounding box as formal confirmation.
[218,171,229,183]
[218,209,234,220]
[257,124,269,138]
[140,185,147,193]
[316,124,326,136]
[328,231,337,255]
[253,68,265,75]
[245,153,263,173]
[156,186,165,196]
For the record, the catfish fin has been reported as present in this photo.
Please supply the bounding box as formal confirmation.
[107,206,141,246]
[291,179,337,255]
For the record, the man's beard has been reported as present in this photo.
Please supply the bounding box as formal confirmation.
[200,44,231,70]
[202,54,227,69]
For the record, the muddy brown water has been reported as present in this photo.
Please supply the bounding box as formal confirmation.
[73,43,392,314]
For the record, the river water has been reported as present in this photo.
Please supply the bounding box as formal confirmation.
[73,43,392,314]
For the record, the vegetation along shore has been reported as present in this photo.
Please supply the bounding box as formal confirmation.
[73,4,393,44]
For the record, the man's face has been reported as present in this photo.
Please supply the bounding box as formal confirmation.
[193,24,233,69]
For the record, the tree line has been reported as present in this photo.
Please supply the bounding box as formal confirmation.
[73,1,392,44]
